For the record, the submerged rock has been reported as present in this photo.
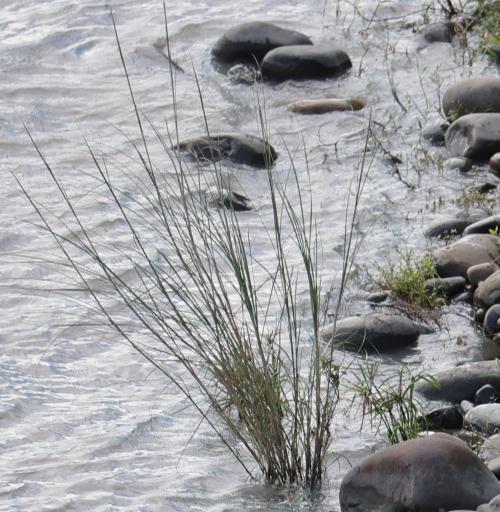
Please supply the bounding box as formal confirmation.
[416,360,500,403]
[445,113,500,161]
[465,404,500,436]
[288,97,364,114]
[433,234,500,278]
[339,434,500,512]
[227,64,261,84]
[175,133,277,167]
[443,76,500,120]
[212,190,252,211]
[321,313,419,352]
[464,215,500,236]
[422,123,449,145]
[424,218,469,239]
[211,22,312,62]
[261,45,352,80]
[444,156,473,172]
[423,22,453,43]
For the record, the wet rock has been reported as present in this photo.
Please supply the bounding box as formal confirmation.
[423,22,453,43]
[452,291,474,305]
[422,123,449,145]
[339,434,500,512]
[461,400,475,414]
[477,183,498,194]
[425,276,466,298]
[416,360,500,403]
[288,97,364,114]
[444,156,473,172]
[434,234,500,278]
[227,64,261,84]
[484,306,500,337]
[211,22,312,62]
[465,404,500,436]
[491,153,500,173]
[468,263,500,285]
[445,113,500,161]
[421,405,463,430]
[175,133,277,167]
[321,313,419,352]
[477,308,487,323]
[424,218,469,239]
[443,76,500,120]
[476,271,500,309]
[476,384,500,405]
[213,190,252,211]
[366,291,388,303]
[261,45,352,80]
[464,216,500,236]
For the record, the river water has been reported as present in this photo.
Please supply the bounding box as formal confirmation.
[1,0,499,510]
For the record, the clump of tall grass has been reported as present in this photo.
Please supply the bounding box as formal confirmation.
[19,11,371,489]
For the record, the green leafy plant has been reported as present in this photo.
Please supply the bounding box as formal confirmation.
[474,0,500,50]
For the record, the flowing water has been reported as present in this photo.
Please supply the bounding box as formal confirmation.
[1,0,499,510]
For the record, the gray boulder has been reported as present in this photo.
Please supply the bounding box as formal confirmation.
[464,215,500,236]
[416,360,500,403]
[468,263,499,286]
[211,22,312,62]
[339,434,500,512]
[465,404,500,436]
[442,76,500,120]
[476,271,500,309]
[321,313,419,352]
[175,133,277,167]
[445,113,500,161]
[433,234,500,278]
[261,45,352,80]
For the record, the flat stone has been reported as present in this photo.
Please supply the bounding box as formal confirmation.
[211,22,312,62]
[443,76,500,120]
[465,404,500,436]
[261,44,352,80]
[288,97,364,114]
[339,434,500,512]
[445,113,500,161]
[321,313,419,352]
[416,360,500,403]
[467,263,499,285]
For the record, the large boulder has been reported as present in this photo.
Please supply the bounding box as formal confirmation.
[476,271,500,309]
[339,434,500,512]
[211,22,312,62]
[465,404,500,436]
[261,45,352,80]
[445,113,500,161]
[416,360,500,403]
[321,313,419,352]
[433,234,500,278]
[442,76,500,120]
[174,133,277,167]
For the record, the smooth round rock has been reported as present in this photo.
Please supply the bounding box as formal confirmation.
[434,234,500,278]
[175,133,277,167]
[443,76,500,120]
[476,384,500,405]
[484,306,500,336]
[424,218,469,239]
[465,404,500,436]
[425,276,466,298]
[211,22,312,62]
[423,123,449,145]
[339,434,500,512]
[468,263,499,286]
[423,22,453,43]
[321,313,419,352]
[445,113,500,161]
[416,360,500,403]
[421,405,463,430]
[288,97,364,114]
[491,153,500,173]
[261,45,352,80]
[464,215,500,236]
[476,271,500,309]
[444,157,473,172]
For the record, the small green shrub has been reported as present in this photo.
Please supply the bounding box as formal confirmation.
[474,0,500,50]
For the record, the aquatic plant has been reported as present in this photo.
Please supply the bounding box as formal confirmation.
[19,10,371,489]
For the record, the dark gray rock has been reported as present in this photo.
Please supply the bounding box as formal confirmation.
[464,216,500,236]
[339,434,500,512]
[422,123,449,145]
[443,76,500,120]
[476,271,500,309]
[424,218,469,239]
[484,306,500,337]
[465,404,500,436]
[366,291,388,303]
[477,308,487,323]
[434,234,500,278]
[175,133,277,167]
[468,263,499,286]
[452,291,474,305]
[444,156,473,172]
[211,22,312,62]
[423,22,453,43]
[321,313,419,352]
[476,384,500,405]
[445,113,500,161]
[425,276,466,298]
[261,45,352,80]
[213,190,252,211]
[421,405,463,430]
[416,360,500,403]
[477,183,498,194]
